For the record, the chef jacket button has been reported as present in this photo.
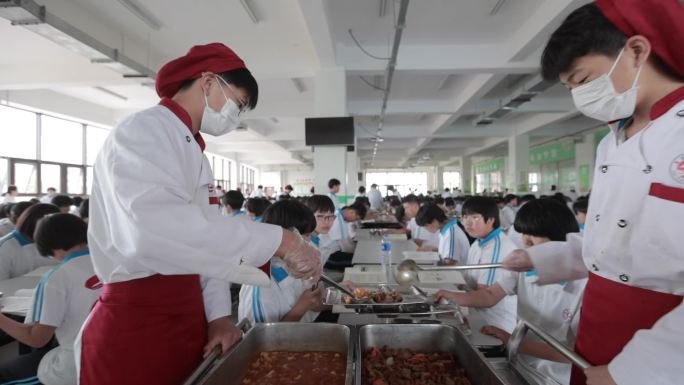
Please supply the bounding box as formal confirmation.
[186,136,191,142]
[677,110,684,117]
[592,264,599,271]
[619,274,630,282]
[642,165,653,174]
[600,165,608,173]
[595,214,600,222]
[617,219,628,228]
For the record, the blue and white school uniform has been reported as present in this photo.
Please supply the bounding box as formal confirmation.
[0,230,57,280]
[498,270,587,385]
[408,218,440,249]
[328,209,356,253]
[311,234,337,266]
[238,259,317,324]
[437,219,469,264]
[25,249,102,385]
[0,218,13,238]
[463,228,518,332]
[327,192,341,210]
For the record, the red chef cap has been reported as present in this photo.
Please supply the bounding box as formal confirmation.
[155,43,246,98]
[596,0,684,78]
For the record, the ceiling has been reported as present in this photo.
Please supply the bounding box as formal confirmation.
[0,0,600,168]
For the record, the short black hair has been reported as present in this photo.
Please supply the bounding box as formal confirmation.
[328,178,341,189]
[415,203,448,227]
[461,197,501,229]
[51,195,74,208]
[72,196,84,208]
[34,213,88,256]
[46,187,56,192]
[371,183,378,188]
[354,196,370,208]
[284,184,293,191]
[222,190,245,210]
[6,185,17,194]
[262,200,316,235]
[246,198,271,218]
[394,205,407,223]
[401,194,420,205]
[358,186,366,194]
[0,203,13,219]
[179,68,259,110]
[572,197,589,215]
[10,201,35,224]
[435,196,445,205]
[541,3,627,81]
[519,194,536,204]
[257,185,263,189]
[514,199,579,241]
[345,202,367,220]
[79,198,90,219]
[504,194,518,204]
[305,195,335,214]
[16,203,60,241]
[445,197,455,207]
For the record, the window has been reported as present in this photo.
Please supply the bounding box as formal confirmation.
[41,163,61,193]
[443,171,461,190]
[528,172,540,193]
[475,174,488,193]
[86,167,94,194]
[0,105,37,159]
[41,115,83,165]
[67,166,84,195]
[365,172,428,196]
[0,158,7,194]
[13,162,38,195]
[86,125,110,165]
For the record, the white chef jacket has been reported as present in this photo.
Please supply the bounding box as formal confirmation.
[408,218,440,248]
[500,205,516,231]
[498,270,586,385]
[526,95,684,385]
[437,219,469,264]
[464,228,518,333]
[0,217,13,238]
[368,188,383,210]
[26,250,101,385]
[0,230,57,280]
[88,101,282,323]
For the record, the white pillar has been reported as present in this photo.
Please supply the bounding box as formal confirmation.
[574,133,596,194]
[435,166,444,193]
[507,134,530,193]
[312,67,349,200]
[461,156,472,194]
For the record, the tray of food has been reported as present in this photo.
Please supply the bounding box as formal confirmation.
[357,324,510,385]
[184,322,353,385]
[325,287,460,316]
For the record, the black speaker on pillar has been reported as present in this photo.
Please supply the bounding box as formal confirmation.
[357,172,363,182]
[347,145,355,152]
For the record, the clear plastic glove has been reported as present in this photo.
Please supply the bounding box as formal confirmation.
[502,249,534,272]
[282,230,322,281]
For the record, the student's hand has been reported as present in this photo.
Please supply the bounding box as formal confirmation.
[296,287,326,312]
[480,325,511,344]
[281,229,322,281]
[502,249,533,272]
[584,365,617,385]
[434,290,460,304]
[203,317,243,358]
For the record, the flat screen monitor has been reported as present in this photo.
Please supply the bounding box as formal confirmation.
[305,117,354,146]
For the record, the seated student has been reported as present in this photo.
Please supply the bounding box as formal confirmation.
[572,197,588,233]
[0,213,101,385]
[328,201,366,254]
[354,196,377,220]
[79,198,90,224]
[0,204,60,280]
[436,199,584,385]
[500,194,519,231]
[415,203,469,264]
[70,196,84,216]
[402,195,440,249]
[221,190,247,218]
[0,202,34,238]
[238,200,326,323]
[0,203,14,237]
[434,196,446,212]
[441,196,518,333]
[304,195,340,266]
[50,195,74,214]
[445,197,456,216]
[245,197,271,222]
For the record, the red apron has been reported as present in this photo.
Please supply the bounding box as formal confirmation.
[80,274,207,385]
[570,272,683,385]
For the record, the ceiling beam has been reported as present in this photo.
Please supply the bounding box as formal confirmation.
[297,0,337,68]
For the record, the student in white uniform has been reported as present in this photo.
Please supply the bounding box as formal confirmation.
[0,204,59,280]
[304,195,339,266]
[438,199,585,385]
[572,197,588,233]
[0,213,101,385]
[455,196,518,333]
[39,187,57,204]
[402,195,440,249]
[355,185,366,200]
[503,2,684,384]
[249,185,265,198]
[2,186,18,204]
[327,178,342,209]
[245,197,271,222]
[239,200,326,323]
[441,188,452,199]
[221,190,247,219]
[415,203,469,264]
[0,202,34,238]
[368,184,383,211]
[328,202,365,254]
[50,195,73,215]
[500,194,519,231]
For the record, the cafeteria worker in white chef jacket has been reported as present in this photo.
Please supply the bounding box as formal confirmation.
[503,1,684,384]
[79,43,321,385]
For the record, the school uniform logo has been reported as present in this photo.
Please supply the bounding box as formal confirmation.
[670,154,684,184]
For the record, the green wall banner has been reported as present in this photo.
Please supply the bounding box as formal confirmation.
[474,158,504,174]
[579,164,591,192]
[529,140,575,165]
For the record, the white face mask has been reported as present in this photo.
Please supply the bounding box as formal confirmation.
[200,76,242,136]
[571,47,642,122]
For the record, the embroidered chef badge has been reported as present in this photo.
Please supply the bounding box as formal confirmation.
[562,308,573,322]
[670,154,684,184]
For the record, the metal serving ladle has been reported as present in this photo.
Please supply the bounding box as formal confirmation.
[395,259,503,285]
